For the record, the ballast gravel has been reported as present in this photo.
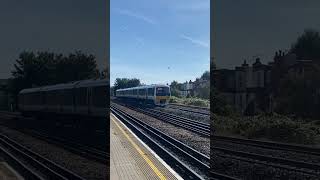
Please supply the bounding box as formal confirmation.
[0,125,107,180]
[113,103,210,156]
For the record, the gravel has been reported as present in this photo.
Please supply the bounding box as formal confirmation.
[112,103,210,156]
[211,150,320,180]
[0,125,107,180]
[155,106,210,124]
[212,140,320,164]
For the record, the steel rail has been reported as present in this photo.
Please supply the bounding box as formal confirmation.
[0,134,85,180]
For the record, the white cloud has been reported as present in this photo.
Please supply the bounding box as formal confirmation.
[114,8,156,25]
[180,34,209,48]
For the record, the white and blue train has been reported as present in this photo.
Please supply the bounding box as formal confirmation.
[18,79,108,128]
[115,84,171,106]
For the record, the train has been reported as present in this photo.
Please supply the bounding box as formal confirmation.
[18,79,108,129]
[115,84,171,106]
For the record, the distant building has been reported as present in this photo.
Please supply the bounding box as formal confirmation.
[213,50,319,115]
[175,77,209,98]
[0,79,9,110]
[178,80,193,97]
[214,58,272,114]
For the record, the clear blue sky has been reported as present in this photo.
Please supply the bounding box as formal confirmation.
[111,0,209,86]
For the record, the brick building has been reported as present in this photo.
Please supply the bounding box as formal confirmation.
[213,51,315,115]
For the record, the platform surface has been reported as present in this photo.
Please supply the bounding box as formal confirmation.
[0,162,24,180]
[110,114,181,180]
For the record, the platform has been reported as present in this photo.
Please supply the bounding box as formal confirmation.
[110,114,182,180]
[0,162,24,180]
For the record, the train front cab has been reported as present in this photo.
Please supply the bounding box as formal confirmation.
[154,86,170,106]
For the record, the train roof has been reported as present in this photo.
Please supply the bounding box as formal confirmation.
[19,78,108,94]
[116,84,169,92]
[19,87,43,94]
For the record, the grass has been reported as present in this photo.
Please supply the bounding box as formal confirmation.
[213,113,320,145]
[169,96,209,108]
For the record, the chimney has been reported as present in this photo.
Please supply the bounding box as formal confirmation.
[242,60,248,67]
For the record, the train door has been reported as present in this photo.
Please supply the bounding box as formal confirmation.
[87,87,92,114]
[72,88,75,113]
[144,88,147,105]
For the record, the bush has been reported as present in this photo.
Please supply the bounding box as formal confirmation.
[214,114,320,144]
[169,96,209,108]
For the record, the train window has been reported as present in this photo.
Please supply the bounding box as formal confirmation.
[92,86,107,107]
[54,90,59,105]
[64,89,73,105]
[56,90,63,105]
[42,92,46,105]
[148,88,154,96]
[156,87,170,96]
[24,94,28,105]
[47,91,55,105]
[139,89,145,96]
[28,93,32,105]
[34,92,41,105]
[75,87,87,106]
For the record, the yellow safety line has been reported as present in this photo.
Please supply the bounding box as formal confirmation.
[112,116,167,180]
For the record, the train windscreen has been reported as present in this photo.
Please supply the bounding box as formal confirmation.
[156,87,170,96]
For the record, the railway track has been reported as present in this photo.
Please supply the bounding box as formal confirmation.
[212,136,320,178]
[0,133,85,180]
[113,101,320,178]
[112,102,210,137]
[0,111,108,163]
[169,103,210,111]
[111,104,236,180]
[28,130,107,163]
[167,104,210,116]
[212,146,320,177]
[213,135,320,156]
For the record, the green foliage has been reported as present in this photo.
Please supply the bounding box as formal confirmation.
[215,114,320,144]
[170,81,181,97]
[211,87,234,116]
[274,65,320,119]
[201,71,210,80]
[169,96,209,107]
[113,78,141,92]
[193,71,210,99]
[9,51,98,96]
[195,85,210,100]
[290,29,320,61]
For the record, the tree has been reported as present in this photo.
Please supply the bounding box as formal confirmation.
[170,81,181,97]
[211,87,233,115]
[201,71,210,81]
[290,29,320,61]
[55,51,98,83]
[101,65,109,79]
[196,85,210,99]
[274,64,320,119]
[9,51,99,105]
[113,78,141,92]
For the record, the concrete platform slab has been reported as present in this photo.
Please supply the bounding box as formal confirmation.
[110,114,182,180]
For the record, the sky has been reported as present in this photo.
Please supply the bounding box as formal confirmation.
[214,0,320,69]
[0,0,107,79]
[111,0,210,86]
